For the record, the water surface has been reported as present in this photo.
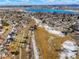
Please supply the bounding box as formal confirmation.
[25,9,78,14]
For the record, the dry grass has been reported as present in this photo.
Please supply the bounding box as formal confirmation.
[35,27,79,59]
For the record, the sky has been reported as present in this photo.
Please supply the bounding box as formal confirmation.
[0,0,79,5]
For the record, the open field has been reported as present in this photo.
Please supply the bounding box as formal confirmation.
[35,27,79,59]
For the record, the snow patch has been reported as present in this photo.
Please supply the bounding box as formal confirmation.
[59,40,78,59]
[28,30,39,59]
[32,16,64,37]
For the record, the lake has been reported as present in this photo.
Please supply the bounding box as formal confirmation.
[25,9,78,14]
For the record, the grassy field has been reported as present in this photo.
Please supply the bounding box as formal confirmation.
[35,27,79,59]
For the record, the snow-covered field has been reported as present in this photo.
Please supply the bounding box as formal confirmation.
[32,16,64,37]
[59,40,78,59]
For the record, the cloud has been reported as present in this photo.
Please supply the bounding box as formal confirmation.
[48,0,55,2]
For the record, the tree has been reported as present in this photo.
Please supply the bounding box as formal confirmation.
[11,51,19,55]
[2,20,9,26]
